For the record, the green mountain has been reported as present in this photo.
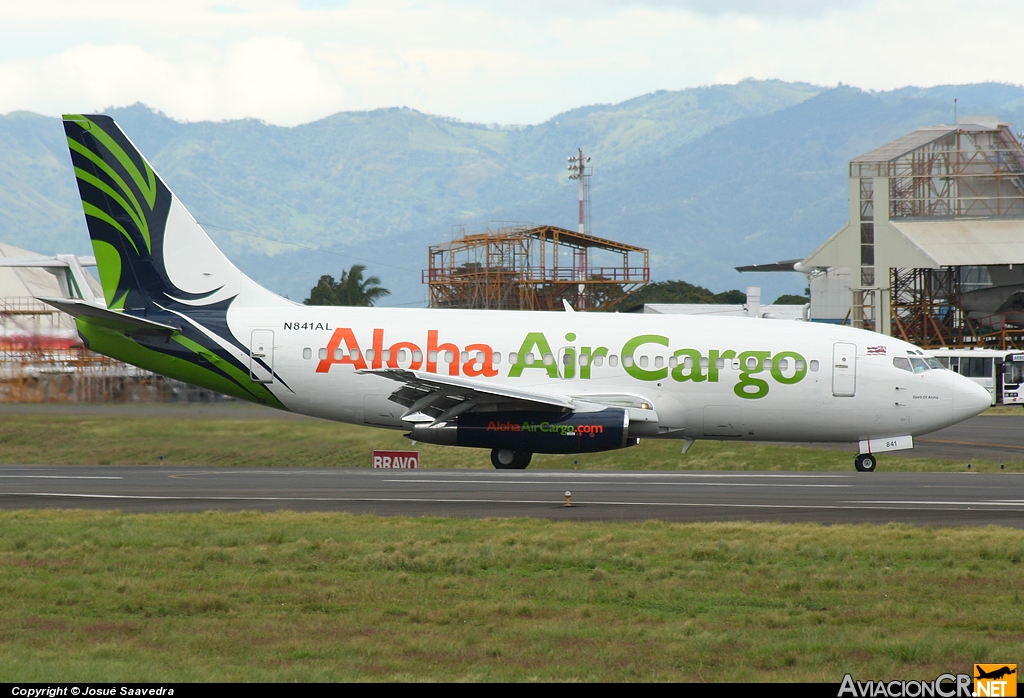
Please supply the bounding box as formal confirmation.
[2,80,1023,305]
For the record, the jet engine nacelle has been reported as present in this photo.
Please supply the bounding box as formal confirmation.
[409,408,633,454]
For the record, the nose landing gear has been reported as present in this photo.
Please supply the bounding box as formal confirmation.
[854,453,877,472]
[491,449,532,470]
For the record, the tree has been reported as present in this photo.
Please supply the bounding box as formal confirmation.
[773,294,810,305]
[611,279,747,309]
[303,265,390,306]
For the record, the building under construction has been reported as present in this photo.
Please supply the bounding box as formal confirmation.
[745,117,1024,349]
[0,242,216,403]
[424,224,649,311]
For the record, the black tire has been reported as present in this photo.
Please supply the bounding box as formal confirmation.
[854,453,877,472]
[491,449,532,470]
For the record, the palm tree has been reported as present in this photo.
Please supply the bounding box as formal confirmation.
[304,264,390,306]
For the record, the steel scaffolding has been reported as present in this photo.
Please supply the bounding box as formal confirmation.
[424,224,649,311]
[889,267,1024,350]
[0,296,187,402]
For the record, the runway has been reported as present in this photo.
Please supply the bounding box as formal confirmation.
[0,466,1021,527]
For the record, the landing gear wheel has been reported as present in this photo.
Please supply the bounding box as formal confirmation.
[854,453,877,472]
[491,449,532,470]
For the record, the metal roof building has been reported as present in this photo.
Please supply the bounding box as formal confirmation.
[0,241,103,343]
[799,116,1024,347]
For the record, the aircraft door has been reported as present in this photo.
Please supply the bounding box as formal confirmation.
[250,330,275,383]
[832,342,856,397]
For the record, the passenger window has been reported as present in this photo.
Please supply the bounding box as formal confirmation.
[460,351,468,363]
[609,355,619,367]
[594,355,604,367]
[623,355,635,368]
[365,349,375,362]
[494,352,502,364]
[668,356,677,368]
[302,347,312,360]
[510,352,519,364]
[349,349,360,361]
[638,356,648,368]
[428,350,438,362]
[795,360,805,372]
[579,354,589,366]
[893,357,912,372]
[397,349,406,362]
[809,360,819,372]
[715,358,725,369]
[777,358,789,371]
[412,350,423,363]
[562,354,573,366]
[382,349,391,362]
[699,357,708,369]
[763,359,772,370]
[444,351,454,363]
[654,356,664,369]
[334,348,344,360]
[319,348,327,361]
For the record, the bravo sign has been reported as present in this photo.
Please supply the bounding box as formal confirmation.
[372,450,419,469]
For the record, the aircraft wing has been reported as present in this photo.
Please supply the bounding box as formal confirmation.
[37,297,178,336]
[359,368,657,424]
[359,368,574,423]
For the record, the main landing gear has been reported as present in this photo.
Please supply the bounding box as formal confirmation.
[854,453,877,472]
[491,449,532,470]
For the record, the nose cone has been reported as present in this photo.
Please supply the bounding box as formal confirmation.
[952,375,992,423]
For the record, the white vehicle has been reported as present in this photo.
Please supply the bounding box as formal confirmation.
[47,115,992,473]
[1002,352,1024,405]
[931,348,1007,406]
[931,348,1024,406]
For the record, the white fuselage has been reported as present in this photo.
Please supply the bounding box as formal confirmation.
[225,305,992,444]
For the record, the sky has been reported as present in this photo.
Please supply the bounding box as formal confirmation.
[1,0,1023,127]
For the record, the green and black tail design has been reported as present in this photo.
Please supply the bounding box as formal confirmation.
[63,114,291,407]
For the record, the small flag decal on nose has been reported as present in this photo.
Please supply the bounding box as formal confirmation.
[867,346,887,355]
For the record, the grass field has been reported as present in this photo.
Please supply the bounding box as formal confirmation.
[0,409,1019,472]
[0,510,1021,682]
[1,406,1020,682]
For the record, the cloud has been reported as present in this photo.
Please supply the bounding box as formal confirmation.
[0,0,1023,126]
[0,37,344,125]
[614,0,862,18]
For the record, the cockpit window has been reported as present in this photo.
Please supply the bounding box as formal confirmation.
[910,357,929,373]
[893,357,913,372]
[924,357,945,370]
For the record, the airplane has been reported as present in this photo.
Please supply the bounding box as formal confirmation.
[46,114,993,472]
[975,666,1017,681]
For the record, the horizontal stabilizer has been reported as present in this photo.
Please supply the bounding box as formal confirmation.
[0,256,97,268]
[37,297,177,336]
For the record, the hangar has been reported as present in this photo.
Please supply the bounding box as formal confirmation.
[744,117,1024,349]
[0,243,179,402]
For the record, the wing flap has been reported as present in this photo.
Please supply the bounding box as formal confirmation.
[358,368,575,422]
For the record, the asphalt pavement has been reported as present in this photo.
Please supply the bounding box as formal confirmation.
[0,466,1020,527]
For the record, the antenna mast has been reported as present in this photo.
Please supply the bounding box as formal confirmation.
[567,149,592,308]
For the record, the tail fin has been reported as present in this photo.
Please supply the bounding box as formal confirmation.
[62,114,286,312]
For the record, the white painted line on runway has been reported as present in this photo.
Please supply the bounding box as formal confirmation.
[384,479,852,488]
[384,472,853,479]
[845,500,1024,507]
[2,492,1020,512]
[0,475,123,480]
